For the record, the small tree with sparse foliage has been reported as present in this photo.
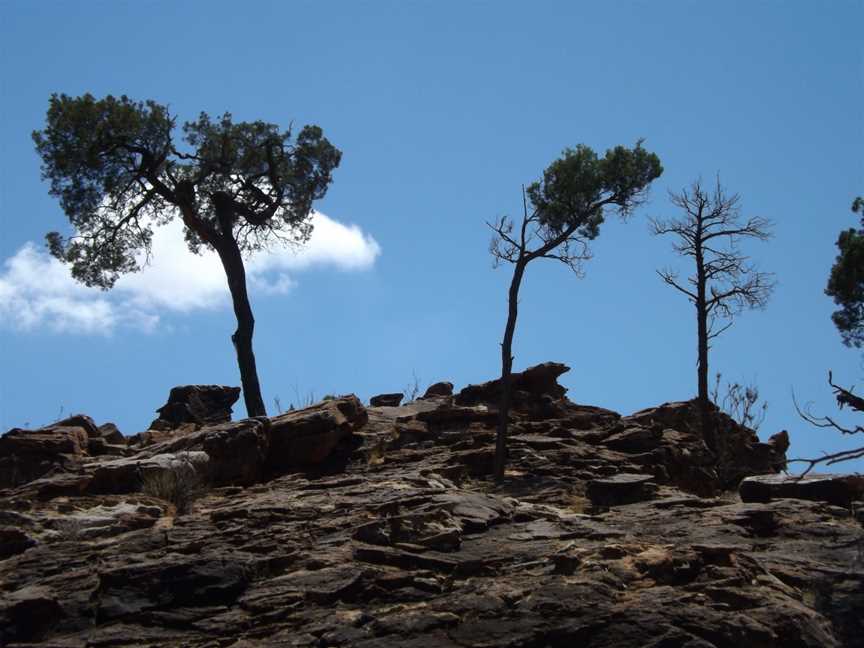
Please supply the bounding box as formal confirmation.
[488,142,663,482]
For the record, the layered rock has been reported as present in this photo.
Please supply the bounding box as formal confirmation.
[147,384,241,432]
[0,423,89,488]
[740,472,864,507]
[370,393,404,407]
[1,366,861,647]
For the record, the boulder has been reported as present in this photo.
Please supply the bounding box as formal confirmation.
[455,362,569,408]
[0,426,90,488]
[421,382,454,399]
[97,423,126,445]
[53,414,100,438]
[148,385,241,431]
[740,473,864,507]
[267,395,367,471]
[0,426,88,457]
[370,393,404,407]
[587,473,658,506]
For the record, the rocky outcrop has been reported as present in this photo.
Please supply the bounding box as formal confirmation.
[0,424,89,488]
[455,361,569,407]
[625,400,788,492]
[740,472,864,507]
[147,384,241,431]
[1,367,861,647]
[421,382,454,399]
[370,393,404,407]
[267,395,367,471]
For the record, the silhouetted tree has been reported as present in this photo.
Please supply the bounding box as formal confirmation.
[825,196,864,348]
[33,94,341,417]
[792,194,864,473]
[489,143,663,482]
[650,178,773,451]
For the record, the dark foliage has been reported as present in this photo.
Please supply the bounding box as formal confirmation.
[488,142,662,482]
[825,196,864,348]
[33,94,341,416]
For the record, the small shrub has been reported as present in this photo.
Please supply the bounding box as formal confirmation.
[404,370,421,402]
[711,373,768,431]
[141,461,208,515]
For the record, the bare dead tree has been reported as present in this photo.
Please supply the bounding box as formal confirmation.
[488,143,663,483]
[651,177,774,451]
[792,371,864,476]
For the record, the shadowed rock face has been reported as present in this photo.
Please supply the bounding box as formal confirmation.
[370,393,404,407]
[148,385,242,431]
[1,366,861,647]
[741,473,864,507]
[455,361,569,409]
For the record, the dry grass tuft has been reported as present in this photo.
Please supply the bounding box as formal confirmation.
[141,462,209,515]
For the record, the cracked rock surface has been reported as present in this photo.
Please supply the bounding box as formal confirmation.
[1,364,862,647]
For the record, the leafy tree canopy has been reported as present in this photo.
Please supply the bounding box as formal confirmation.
[33,93,340,289]
[826,196,864,348]
[527,143,662,239]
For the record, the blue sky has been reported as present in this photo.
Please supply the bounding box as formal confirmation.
[1,1,861,472]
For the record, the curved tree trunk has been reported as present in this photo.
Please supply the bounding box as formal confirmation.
[215,237,267,418]
[211,193,267,418]
[494,260,526,483]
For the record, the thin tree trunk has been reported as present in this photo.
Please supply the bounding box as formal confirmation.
[695,243,715,453]
[494,260,526,483]
[216,237,267,418]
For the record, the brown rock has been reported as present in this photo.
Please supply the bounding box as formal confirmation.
[587,473,658,506]
[86,437,127,457]
[4,366,862,648]
[421,382,454,398]
[0,426,88,457]
[0,426,89,488]
[370,393,404,407]
[201,419,269,486]
[740,473,864,507]
[88,451,210,494]
[98,422,126,445]
[149,385,241,431]
[53,414,100,438]
[267,395,367,471]
[353,507,463,551]
[455,362,569,408]
[602,425,662,452]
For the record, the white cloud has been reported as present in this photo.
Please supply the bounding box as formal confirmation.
[0,212,380,334]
